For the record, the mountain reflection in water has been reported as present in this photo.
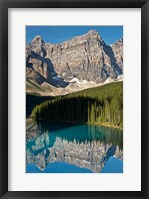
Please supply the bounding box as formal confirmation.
[26,121,123,173]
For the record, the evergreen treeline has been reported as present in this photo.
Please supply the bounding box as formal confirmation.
[31,82,123,129]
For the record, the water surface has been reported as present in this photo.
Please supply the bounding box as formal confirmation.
[26,121,123,173]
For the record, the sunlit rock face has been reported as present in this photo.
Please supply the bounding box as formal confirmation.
[111,38,123,72]
[26,123,123,172]
[26,30,123,86]
[26,35,68,88]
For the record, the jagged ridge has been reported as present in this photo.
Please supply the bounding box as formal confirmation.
[26,30,123,95]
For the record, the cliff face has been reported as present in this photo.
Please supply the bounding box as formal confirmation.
[111,38,123,71]
[26,30,123,95]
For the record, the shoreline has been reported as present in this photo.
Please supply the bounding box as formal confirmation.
[87,122,123,131]
[28,117,123,131]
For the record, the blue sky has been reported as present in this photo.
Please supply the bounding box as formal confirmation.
[26,26,123,45]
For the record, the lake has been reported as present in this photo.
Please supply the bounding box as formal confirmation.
[26,121,123,173]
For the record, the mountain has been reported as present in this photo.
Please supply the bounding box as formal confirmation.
[26,30,123,96]
[111,38,123,70]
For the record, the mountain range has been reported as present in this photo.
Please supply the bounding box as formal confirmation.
[26,30,123,96]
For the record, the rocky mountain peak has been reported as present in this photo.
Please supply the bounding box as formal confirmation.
[112,38,123,46]
[119,38,123,43]
[26,30,123,95]
[85,29,98,37]
[86,29,101,39]
[32,35,45,45]
[76,29,102,43]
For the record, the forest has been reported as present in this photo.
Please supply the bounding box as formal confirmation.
[31,82,123,129]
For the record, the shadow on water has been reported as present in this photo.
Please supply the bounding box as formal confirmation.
[27,120,123,150]
[26,120,123,173]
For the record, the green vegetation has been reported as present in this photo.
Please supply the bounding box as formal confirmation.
[31,82,123,129]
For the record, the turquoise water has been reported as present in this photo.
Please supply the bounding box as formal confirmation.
[26,122,123,173]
